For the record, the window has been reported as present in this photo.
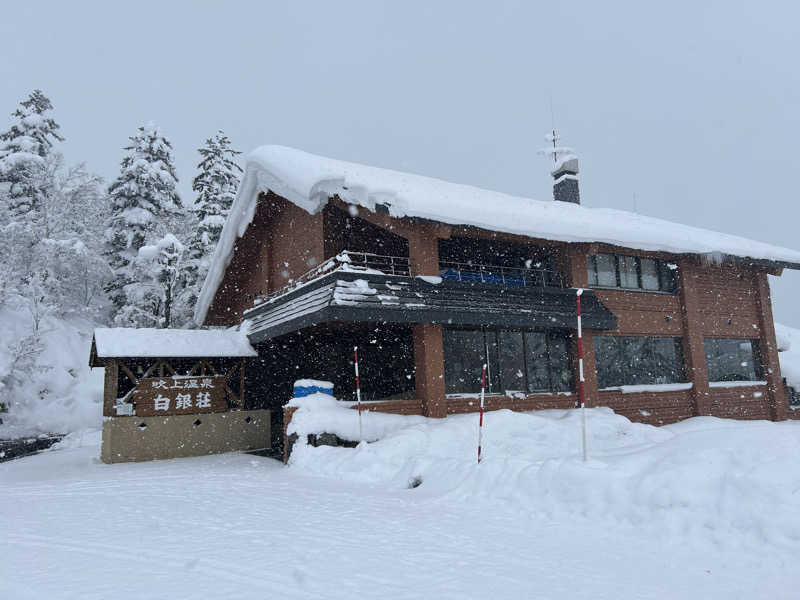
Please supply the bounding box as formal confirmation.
[594,336,686,388]
[443,327,573,395]
[587,253,676,292]
[704,338,762,382]
[617,255,638,289]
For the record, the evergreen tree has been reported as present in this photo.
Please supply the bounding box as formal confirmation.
[183,131,242,320]
[0,90,64,219]
[105,123,183,326]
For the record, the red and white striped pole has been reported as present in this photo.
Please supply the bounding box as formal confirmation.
[477,363,487,464]
[354,346,363,441]
[576,289,588,461]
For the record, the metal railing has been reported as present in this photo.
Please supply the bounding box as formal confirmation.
[340,251,411,276]
[438,260,564,288]
[254,251,411,305]
[254,251,564,306]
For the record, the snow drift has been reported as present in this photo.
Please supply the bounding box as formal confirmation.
[288,399,800,549]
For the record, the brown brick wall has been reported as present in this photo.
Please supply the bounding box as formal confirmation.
[592,289,683,336]
[446,394,576,414]
[205,192,325,326]
[598,389,694,425]
[708,385,770,420]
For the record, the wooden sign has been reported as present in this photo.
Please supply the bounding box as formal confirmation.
[132,376,228,416]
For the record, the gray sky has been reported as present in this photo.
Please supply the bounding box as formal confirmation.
[2,1,799,325]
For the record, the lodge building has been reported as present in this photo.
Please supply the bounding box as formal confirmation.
[94,145,800,462]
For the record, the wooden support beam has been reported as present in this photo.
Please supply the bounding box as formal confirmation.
[677,259,711,415]
[753,271,787,420]
[413,323,447,418]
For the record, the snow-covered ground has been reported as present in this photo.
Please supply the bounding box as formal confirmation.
[3,408,799,599]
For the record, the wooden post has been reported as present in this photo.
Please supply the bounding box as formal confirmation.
[413,323,447,418]
[407,227,440,276]
[753,271,787,420]
[407,227,447,418]
[677,259,712,416]
[102,359,119,417]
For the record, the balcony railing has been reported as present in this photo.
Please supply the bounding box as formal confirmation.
[339,251,411,276]
[254,251,411,305]
[254,250,564,306]
[439,261,564,288]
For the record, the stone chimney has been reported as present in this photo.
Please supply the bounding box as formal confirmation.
[552,156,580,204]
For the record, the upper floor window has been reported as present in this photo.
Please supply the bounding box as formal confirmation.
[704,338,762,382]
[587,253,676,292]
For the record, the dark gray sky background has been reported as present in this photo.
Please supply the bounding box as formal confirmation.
[2,1,799,324]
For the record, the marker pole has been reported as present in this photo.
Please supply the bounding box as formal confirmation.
[354,346,363,441]
[576,289,587,462]
[478,363,487,464]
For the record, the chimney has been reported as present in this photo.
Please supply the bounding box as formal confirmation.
[540,130,580,204]
[552,156,580,204]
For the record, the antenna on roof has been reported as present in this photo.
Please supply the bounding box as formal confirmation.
[538,130,575,169]
[538,130,581,204]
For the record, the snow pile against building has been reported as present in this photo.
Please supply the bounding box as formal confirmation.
[775,322,800,390]
[197,145,800,322]
[288,401,800,548]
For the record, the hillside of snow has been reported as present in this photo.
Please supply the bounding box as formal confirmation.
[0,294,103,438]
[2,408,799,599]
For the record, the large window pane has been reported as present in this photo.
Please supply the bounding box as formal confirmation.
[640,258,660,290]
[595,254,617,287]
[484,330,501,393]
[547,333,573,392]
[594,336,623,388]
[524,331,549,392]
[443,329,486,394]
[498,330,526,393]
[594,336,685,388]
[618,255,639,289]
[704,338,760,382]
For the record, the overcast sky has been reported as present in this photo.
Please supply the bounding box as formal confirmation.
[2,1,799,325]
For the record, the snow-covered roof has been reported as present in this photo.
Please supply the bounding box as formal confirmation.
[91,328,257,362]
[195,145,800,324]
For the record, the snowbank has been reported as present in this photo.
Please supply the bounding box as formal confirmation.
[0,297,103,437]
[92,326,256,359]
[287,393,426,442]
[288,400,800,548]
[775,322,800,389]
[196,145,800,323]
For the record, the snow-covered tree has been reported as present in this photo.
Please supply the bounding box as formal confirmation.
[105,123,183,326]
[182,131,241,320]
[0,90,64,220]
[131,234,185,328]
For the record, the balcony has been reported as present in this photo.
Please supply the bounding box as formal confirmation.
[256,250,564,307]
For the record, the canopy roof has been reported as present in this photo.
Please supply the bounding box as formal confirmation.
[90,327,257,366]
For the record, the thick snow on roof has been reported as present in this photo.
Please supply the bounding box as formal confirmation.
[92,328,257,359]
[195,145,800,324]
